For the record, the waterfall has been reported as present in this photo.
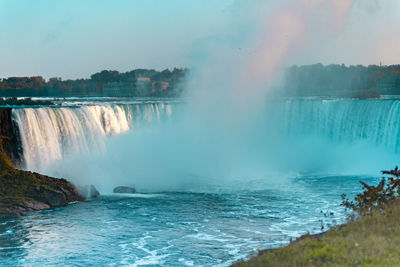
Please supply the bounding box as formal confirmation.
[12,103,173,172]
[265,99,400,152]
[11,99,400,178]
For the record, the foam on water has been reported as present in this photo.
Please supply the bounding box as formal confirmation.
[0,174,380,266]
[109,193,165,198]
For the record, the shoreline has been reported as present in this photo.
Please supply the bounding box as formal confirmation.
[233,201,400,266]
[232,230,329,266]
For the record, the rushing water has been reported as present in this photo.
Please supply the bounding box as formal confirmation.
[0,176,377,266]
[1,97,397,266]
[12,101,174,172]
[11,98,400,173]
[268,99,400,152]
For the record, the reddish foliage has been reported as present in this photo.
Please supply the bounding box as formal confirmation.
[342,166,400,215]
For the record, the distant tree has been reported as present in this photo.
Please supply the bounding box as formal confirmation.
[91,70,120,83]
[0,68,187,97]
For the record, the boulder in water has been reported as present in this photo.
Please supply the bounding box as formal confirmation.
[77,185,100,199]
[113,186,136,194]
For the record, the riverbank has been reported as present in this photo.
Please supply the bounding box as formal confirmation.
[233,199,400,266]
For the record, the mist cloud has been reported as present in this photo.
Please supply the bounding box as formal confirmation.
[46,0,378,193]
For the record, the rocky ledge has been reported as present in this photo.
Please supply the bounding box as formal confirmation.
[0,150,84,218]
[0,107,83,218]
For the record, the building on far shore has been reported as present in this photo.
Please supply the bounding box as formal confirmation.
[136,77,152,96]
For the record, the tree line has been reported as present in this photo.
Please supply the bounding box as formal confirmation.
[3,64,400,98]
[283,64,400,98]
[0,68,187,97]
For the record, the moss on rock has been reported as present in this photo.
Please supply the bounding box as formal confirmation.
[0,149,83,217]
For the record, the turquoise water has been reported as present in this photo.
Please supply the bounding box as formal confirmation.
[0,175,377,266]
[4,98,394,266]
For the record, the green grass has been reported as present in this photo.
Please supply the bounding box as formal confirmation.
[233,201,400,267]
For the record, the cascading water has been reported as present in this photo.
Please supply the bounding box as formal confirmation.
[11,99,400,178]
[12,103,173,173]
[267,99,400,152]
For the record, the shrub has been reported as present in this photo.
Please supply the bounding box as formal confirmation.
[341,166,400,215]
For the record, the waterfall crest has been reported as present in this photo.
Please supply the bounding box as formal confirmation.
[267,99,400,152]
[11,99,400,178]
[12,103,172,172]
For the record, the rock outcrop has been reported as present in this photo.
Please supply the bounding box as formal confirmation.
[0,152,84,218]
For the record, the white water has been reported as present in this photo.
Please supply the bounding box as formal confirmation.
[11,98,400,189]
[268,99,400,152]
[12,103,173,173]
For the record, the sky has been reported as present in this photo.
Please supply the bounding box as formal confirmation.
[0,0,399,79]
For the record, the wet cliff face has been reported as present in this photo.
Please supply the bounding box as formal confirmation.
[0,108,21,167]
